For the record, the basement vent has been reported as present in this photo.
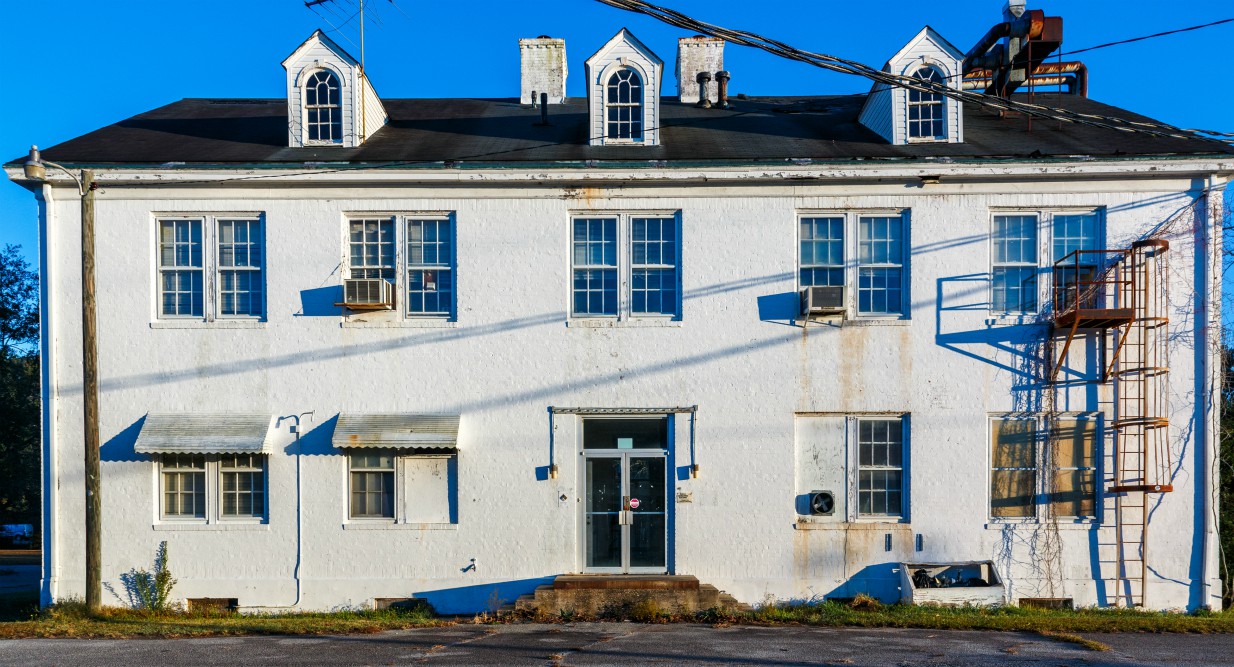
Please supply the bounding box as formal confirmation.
[1019,597,1074,610]
[187,598,238,613]
[373,597,434,613]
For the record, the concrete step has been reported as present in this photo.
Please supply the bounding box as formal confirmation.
[512,575,748,617]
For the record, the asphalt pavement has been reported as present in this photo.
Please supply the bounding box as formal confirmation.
[2,623,1234,666]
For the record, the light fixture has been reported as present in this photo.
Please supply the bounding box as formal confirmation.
[22,145,87,196]
[23,146,46,182]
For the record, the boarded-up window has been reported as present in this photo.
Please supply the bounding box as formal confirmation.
[991,419,1036,518]
[1049,419,1097,518]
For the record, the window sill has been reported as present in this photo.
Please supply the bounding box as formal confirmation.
[795,517,911,530]
[984,520,1098,530]
[150,320,266,329]
[342,522,458,530]
[985,315,1044,327]
[567,318,682,328]
[837,317,911,328]
[152,522,269,531]
[341,319,457,329]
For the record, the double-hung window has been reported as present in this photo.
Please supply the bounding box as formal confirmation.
[799,212,908,317]
[991,215,1038,314]
[571,213,679,320]
[345,214,456,319]
[988,210,1102,315]
[159,454,267,522]
[856,418,906,518]
[989,415,1098,520]
[156,215,264,321]
[349,452,396,519]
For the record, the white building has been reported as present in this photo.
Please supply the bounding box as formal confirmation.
[6,11,1232,613]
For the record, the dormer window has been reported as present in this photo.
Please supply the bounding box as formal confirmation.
[305,70,343,144]
[586,29,663,147]
[857,27,964,146]
[606,69,644,140]
[282,30,388,149]
[907,67,945,141]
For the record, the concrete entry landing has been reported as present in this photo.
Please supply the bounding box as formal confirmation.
[508,575,750,616]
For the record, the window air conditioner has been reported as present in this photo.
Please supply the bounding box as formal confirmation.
[809,490,835,516]
[800,286,845,317]
[341,278,394,310]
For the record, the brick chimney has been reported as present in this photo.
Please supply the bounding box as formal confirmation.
[520,37,567,105]
[676,35,724,104]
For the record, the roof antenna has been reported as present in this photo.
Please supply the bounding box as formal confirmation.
[305,0,366,73]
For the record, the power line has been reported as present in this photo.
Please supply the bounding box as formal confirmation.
[590,0,1233,144]
[1057,17,1234,57]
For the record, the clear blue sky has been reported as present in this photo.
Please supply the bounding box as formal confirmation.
[1,0,1231,265]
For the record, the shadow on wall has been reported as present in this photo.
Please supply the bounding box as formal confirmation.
[297,286,345,317]
[821,563,904,603]
[414,576,557,615]
[757,292,800,327]
[101,415,146,463]
[283,414,339,457]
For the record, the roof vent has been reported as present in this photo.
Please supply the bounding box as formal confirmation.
[676,36,723,104]
[520,37,567,105]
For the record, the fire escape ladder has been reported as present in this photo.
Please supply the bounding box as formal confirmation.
[1048,240,1171,608]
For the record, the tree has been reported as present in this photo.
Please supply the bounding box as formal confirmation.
[0,245,40,531]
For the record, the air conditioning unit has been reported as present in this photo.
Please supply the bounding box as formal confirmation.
[809,490,835,516]
[341,278,394,310]
[800,286,845,317]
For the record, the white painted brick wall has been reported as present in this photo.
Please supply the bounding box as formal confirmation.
[32,166,1223,613]
[520,38,568,105]
[675,37,723,104]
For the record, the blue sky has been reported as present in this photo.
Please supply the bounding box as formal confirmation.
[1,0,1231,265]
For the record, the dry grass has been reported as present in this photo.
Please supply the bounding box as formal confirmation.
[0,598,443,639]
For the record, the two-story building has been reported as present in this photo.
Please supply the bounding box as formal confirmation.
[6,4,1231,613]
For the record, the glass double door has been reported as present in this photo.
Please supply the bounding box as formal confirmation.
[584,452,667,573]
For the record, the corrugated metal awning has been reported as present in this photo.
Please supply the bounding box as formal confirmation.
[134,413,276,454]
[333,414,460,449]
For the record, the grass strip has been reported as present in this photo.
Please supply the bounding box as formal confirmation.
[0,599,444,639]
[4,595,1234,639]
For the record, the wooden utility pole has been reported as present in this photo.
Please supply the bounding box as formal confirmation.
[81,170,101,613]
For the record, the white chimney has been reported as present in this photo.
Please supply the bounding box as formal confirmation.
[676,36,724,104]
[520,37,567,105]
[1003,0,1026,19]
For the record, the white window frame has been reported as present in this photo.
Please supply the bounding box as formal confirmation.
[604,68,645,143]
[797,210,910,319]
[347,451,398,521]
[987,413,1102,523]
[568,212,681,322]
[906,65,947,142]
[851,415,909,521]
[343,213,457,321]
[303,68,345,146]
[987,209,1104,317]
[154,214,266,322]
[157,454,268,524]
[344,450,459,525]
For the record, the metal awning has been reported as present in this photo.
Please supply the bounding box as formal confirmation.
[134,413,276,455]
[332,414,460,450]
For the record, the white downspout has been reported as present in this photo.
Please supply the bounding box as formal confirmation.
[37,183,58,605]
[241,411,311,611]
[1201,175,1226,610]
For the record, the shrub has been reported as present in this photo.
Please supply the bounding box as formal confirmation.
[119,542,178,612]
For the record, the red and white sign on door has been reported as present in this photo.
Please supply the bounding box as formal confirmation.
[629,498,641,509]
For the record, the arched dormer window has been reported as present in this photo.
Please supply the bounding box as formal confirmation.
[305,70,343,144]
[907,66,945,140]
[606,69,644,141]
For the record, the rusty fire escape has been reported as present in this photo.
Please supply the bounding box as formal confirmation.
[1048,240,1172,608]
